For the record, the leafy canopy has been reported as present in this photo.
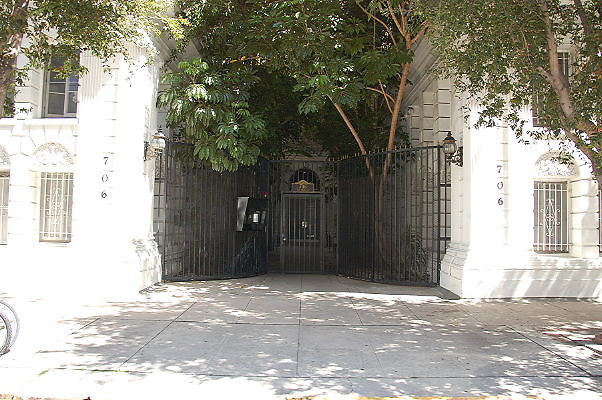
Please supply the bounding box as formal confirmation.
[168,0,423,169]
[158,58,268,172]
[0,0,184,116]
[419,0,601,182]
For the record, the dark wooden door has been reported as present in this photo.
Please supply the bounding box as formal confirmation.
[280,194,324,273]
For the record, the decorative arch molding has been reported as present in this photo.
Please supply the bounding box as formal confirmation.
[33,143,74,168]
[0,146,9,168]
[289,168,320,192]
[535,152,577,178]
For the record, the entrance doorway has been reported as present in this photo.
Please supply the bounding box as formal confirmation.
[280,193,324,273]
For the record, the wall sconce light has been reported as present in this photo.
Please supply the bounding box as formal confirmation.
[441,131,463,167]
[144,128,167,161]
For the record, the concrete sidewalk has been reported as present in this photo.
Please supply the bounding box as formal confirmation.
[0,274,600,400]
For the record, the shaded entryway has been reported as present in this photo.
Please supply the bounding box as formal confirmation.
[154,144,449,286]
[267,159,337,274]
[280,193,325,273]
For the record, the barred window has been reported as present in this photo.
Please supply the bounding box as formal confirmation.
[0,171,8,245]
[533,181,568,253]
[39,172,73,242]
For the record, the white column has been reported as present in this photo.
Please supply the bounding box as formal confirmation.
[5,152,37,247]
[440,106,515,298]
[570,168,599,258]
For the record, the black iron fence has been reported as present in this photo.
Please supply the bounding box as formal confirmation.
[154,143,268,281]
[154,144,450,285]
[338,147,450,285]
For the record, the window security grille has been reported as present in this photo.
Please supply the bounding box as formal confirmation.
[39,172,73,242]
[532,51,570,127]
[0,171,8,244]
[533,181,568,252]
[44,57,78,118]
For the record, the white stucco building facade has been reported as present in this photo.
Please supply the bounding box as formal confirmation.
[0,44,167,299]
[1,35,600,300]
[403,41,602,299]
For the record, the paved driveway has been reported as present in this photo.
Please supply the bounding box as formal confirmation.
[0,274,601,399]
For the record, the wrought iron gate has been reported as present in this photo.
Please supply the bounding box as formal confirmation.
[280,193,325,273]
[266,160,337,273]
[337,147,450,285]
[154,143,268,281]
[154,146,449,285]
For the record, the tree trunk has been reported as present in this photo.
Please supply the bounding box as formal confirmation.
[539,0,601,190]
[0,0,29,118]
[0,61,16,118]
[564,126,602,189]
[373,63,411,276]
[329,97,376,179]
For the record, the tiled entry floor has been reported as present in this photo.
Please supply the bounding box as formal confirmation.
[0,274,600,400]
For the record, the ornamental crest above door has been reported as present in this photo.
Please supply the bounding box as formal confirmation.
[291,179,315,192]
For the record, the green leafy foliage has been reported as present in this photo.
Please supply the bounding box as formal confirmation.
[0,0,185,117]
[170,0,424,167]
[418,0,602,182]
[158,58,268,172]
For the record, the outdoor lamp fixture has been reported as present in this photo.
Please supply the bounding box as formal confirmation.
[144,128,167,161]
[442,131,463,167]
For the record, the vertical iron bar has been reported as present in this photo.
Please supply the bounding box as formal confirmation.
[436,147,442,284]
[280,194,285,272]
[368,155,372,280]
[199,170,206,275]
[40,173,45,240]
[336,160,340,274]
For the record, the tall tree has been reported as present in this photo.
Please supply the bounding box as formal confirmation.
[173,0,429,268]
[246,0,427,159]
[174,0,428,163]
[419,0,602,185]
[0,0,181,117]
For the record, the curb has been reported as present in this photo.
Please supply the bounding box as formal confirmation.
[0,396,87,400]
[287,397,544,400]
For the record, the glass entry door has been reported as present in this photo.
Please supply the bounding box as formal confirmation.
[280,193,324,273]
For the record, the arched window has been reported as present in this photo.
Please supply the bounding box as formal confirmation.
[533,152,577,253]
[289,168,320,192]
[0,145,9,244]
[33,143,74,242]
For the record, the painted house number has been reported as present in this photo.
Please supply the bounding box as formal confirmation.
[496,164,505,206]
[101,155,112,199]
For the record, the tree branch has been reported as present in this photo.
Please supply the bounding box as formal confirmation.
[328,94,375,178]
[410,21,429,48]
[538,0,573,119]
[6,0,29,51]
[536,66,553,82]
[573,0,594,37]
[562,123,602,187]
[366,85,395,105]
[539,0,601,187]
[379,80,394,114]
[387,63,411,152]
[0,0,29,117]
[327,95,368,155]
[357,1,398,48]
[387,1,405,36]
